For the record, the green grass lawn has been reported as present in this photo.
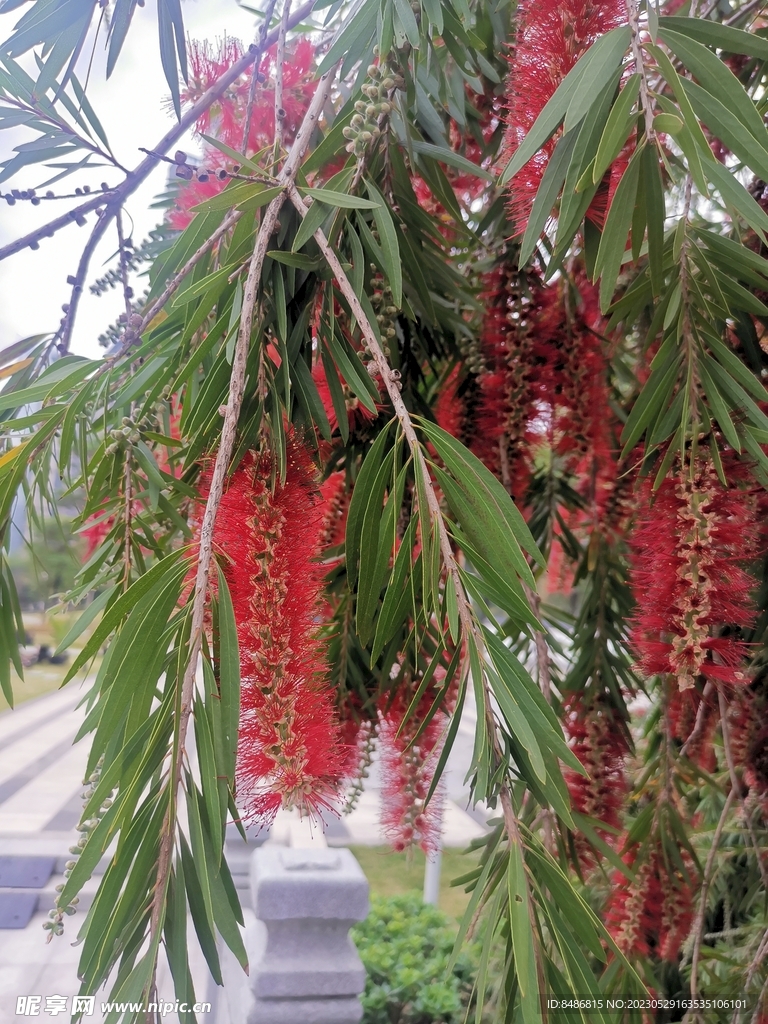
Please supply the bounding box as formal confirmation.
[0,611,97,712]
[349,845,480,921]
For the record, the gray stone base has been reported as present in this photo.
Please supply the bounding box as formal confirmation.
[247,996,363,1024]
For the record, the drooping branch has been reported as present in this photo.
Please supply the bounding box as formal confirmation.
[286,180,547,1004]
[0,0,316,263]
[146,66,336,954]
[54,204,116,353]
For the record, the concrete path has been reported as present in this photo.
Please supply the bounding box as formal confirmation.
[0,683,490,1023]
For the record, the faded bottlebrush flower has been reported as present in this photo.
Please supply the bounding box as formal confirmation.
[606,846,695,962]
[630,463,759,691]
[198,441,347,822]
[728,686,768,824]
[378,675,451,854]
[563,698,628,866]
[472,267,614,504]
[503,0,625,234]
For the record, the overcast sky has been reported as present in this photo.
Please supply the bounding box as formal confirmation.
[0,0,261,360]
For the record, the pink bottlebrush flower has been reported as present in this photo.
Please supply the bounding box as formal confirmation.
[378,676,452,854]
[503,0,625,235]
[197,440,348,823]
[630,463,760,691]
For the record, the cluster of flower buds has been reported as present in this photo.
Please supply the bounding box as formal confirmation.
[342,55,404,158]
[373,273,398,342]
[97,297,149,349]
[342,720,376,815]
[44,757,112,939]
[91,235,151,296]
[105,386,172,456]
[1,182,113,207]
[172,148,234,184]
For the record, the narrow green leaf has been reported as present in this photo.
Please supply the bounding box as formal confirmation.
[592,74,639,184]
[519,127,578,266]
[345,423,392,588]
[301,186,380,209]
[366,180,403,307]
[501,27,630,184]
[594,143,643,311]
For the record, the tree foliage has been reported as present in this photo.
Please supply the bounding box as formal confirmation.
[0,0,767,1021]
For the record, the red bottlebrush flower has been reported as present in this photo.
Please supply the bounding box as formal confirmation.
[503,0,625,234]
[434,366,465,441]
[171,37,317,229]
[471,264,536,497]
[180,36,315,152]
[563,698,628,866]
[606,845,695,961]
[629,462,760,691]
[197,440,348,823]
[311,358,378,437]
[319,471,349,551]
[378,674,453,854]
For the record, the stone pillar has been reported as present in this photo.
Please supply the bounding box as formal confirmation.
[246,846,369,1024]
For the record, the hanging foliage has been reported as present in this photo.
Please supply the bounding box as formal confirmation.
[0,0,767,1020]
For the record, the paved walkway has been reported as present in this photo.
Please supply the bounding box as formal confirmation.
[0,684,488,1023]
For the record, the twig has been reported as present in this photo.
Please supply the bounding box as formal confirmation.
[146,66,336,962]
[741,927,768,1024]
[136,210,243,336]
[242,0,281,153]
[0,0,316,264]
[0,94,127,173]
[724,0,767,25]
[688,787,736,1016]
[627,0,657,143]
[116,210,133,321]
[679,681,714,759]
[56,204,117,353]
[273,0,292,165]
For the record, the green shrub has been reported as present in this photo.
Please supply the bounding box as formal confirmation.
[352,893,475,1024]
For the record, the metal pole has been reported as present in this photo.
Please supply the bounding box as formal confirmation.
[423,843,442,905]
